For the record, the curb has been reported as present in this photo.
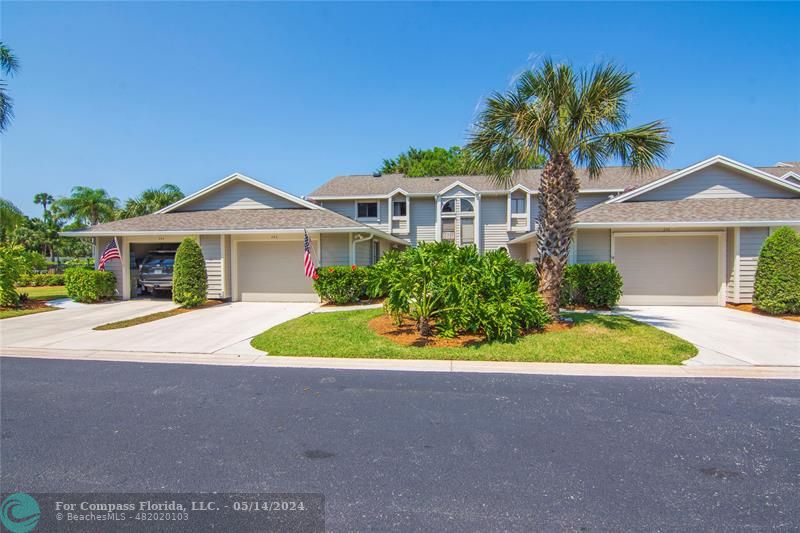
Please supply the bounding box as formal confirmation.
[1,348,798,379]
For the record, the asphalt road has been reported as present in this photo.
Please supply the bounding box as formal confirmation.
[2,357,798,531]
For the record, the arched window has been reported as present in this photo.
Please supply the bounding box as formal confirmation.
[442,199,455,213]
[460,199,474,213]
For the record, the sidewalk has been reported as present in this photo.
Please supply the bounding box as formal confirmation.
[2,347,798,379]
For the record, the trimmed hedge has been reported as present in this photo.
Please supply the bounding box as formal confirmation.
[561,262,624,309]
[0,244,28,307]
[16,273,66,287]
[753,226,800,315]
[64,268,117,303]
[313,265,368,305]
[173,237,208,308]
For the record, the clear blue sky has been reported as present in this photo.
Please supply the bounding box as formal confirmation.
[3,2,798,216]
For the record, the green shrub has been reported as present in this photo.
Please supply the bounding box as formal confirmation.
[0,244,29,307]
[172,237,207,308]
[313,265,368,304]
[561,262,623,309]
[380,242,549,341]
[366,249,401,298]
[64,268,117,303]
[754,227,800,314]
[16,273,65,287]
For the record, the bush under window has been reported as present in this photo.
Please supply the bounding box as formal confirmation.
[313,265,368,305]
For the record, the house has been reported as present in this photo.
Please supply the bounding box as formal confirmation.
[64,155,800,307]
[63,174,408,302]
[308,155,800,306]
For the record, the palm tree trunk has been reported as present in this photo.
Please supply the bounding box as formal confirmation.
[536,153,580,319]
[417,316,434,337]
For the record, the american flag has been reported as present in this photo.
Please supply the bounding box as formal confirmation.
[303,230,316,278]
[98,237,121,270]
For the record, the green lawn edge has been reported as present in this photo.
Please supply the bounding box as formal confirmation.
[251,309,698,365]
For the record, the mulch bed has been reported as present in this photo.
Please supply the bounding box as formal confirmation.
[368,313,573,347]
[322,298,384,308]
[726,303,800,323]
[2,299,51,312]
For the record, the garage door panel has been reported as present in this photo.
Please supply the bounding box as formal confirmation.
[615,234,721,306]
[237,241,317,302]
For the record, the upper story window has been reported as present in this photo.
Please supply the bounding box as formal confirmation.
[511,197,526,214]
[393,200,407,217]
[460,199,474,213]
[357,202,378,219]
[442,199,456,214]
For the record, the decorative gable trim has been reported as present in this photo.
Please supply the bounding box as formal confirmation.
[437,180,478,196]
[157,173,323,214]
[608,155,800,204]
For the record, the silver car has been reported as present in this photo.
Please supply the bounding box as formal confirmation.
[137,251,176,295]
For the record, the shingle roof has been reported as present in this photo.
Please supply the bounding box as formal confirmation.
[308,167,672,197]
[64,209,368,235]
[575,198,800,225]
[758,166,799,178]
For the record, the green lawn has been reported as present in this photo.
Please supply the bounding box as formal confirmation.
[0,286,67,320]
[251,309,697,365]
[17,286,69,301]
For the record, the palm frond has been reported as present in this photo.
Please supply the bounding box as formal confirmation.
[599,120,672,174]
[0,43,19,77]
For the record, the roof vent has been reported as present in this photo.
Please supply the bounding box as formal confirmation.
[372,172,382,178]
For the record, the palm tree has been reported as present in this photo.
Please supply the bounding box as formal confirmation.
[34,192,55,220]
[0,197,24,242]
[120,184,184,218]
[0,42,20,132]
[58,186,118,227]
[466,59,671,319]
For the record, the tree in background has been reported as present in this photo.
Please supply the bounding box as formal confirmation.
[0,42,19,132]
[466,59,670,318]
[57,186,118,227]
[0,198,24,242]
[120,184,184,218]
[34,192,55,221]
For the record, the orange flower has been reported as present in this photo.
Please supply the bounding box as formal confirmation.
[351,265,357,271]
[328,267,334,273]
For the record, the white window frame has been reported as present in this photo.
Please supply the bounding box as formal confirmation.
[392,200,407,218]
[510,197,527,216]
[355,201,379,221]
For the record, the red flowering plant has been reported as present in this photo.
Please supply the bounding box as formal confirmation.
[312,265,368,304]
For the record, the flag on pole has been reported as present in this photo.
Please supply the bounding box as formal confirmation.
[98,237,121,270]
[303,230,316,278]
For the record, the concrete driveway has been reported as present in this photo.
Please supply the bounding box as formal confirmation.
[618,306,800,366]
[0,300,318,356]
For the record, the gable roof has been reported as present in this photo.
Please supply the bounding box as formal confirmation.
[574,198,800,227]
[157,173,322,214]
[609,155,800,203]
[307,167,670,198]
[61,208,409,244]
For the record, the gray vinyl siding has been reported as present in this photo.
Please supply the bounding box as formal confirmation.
[176,181,303,211]
[319,199,390,233]
[726,229,735,302]
[392,218,409,234]
[96,236,125,298]
[410,198,436,245]
[511,217,528,232]
[320,233,350,266]
[576,193,612,211]
[634,165,798,201]
[576,229,611,263]
[199,235,223,298]
[224,235,232,298]
[738,227,769,303]
[354,240,371,265]
[481,196,510,251]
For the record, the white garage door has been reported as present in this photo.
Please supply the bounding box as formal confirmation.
[236,241,317,302]
[614,234,722,306]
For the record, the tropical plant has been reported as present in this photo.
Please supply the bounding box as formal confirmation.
[0,41,19,132]
[0,197,24,242]
[64,268,116,303]
[466,59,670,318]
[120,184,184,218]
[172,237,207,308]
[753,227,800,314]
[57,186,119,226]
[34,192,55,220]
